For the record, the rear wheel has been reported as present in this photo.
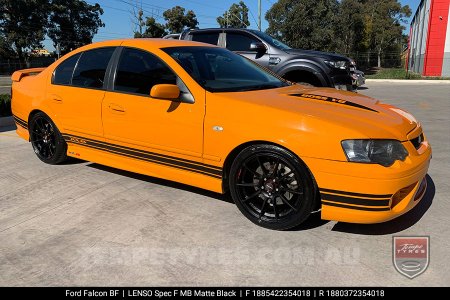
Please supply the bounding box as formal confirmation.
[229,144,316,230]
[29,112,67,164]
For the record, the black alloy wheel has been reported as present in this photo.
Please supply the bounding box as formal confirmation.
[229,144,316,230]
[29,112,67,164]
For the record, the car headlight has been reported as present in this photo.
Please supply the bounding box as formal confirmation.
[324,60,348,69]
[341,139,409,167]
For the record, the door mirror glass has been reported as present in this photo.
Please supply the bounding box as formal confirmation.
[150,84,180,100]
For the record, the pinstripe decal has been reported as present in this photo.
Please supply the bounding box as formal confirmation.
[320,188,392,211]
[13,115,28,129]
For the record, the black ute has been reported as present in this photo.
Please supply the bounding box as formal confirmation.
[180,28,355,91]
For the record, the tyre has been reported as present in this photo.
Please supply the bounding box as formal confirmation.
[296,82,315,87]
[29,112,67,164]
[229,144,316,230]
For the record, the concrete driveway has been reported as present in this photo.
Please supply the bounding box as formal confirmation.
[0,81,449,286]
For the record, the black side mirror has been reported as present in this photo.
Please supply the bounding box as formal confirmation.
[249,42,267,53]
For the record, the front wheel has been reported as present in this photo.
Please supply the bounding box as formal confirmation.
[29,112,67,164]
[229,144,316,230]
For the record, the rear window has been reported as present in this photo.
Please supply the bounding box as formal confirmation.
[191,32,220,46]
[71,47,115,89]
[52,53,81,85]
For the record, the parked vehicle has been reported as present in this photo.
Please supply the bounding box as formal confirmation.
[11,39,431,230]
[162,33,181,40]
[353,70,366,89]
[349,59,366,90]
[181,28,355,91]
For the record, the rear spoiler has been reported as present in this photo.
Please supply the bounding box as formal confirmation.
[11,67,46,82]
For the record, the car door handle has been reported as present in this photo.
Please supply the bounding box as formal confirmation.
[109,103,126,114]
[51,94,63,103]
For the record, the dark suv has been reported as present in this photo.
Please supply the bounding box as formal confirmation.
[180,28,355,91]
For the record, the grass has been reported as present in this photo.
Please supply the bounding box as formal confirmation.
[0,94,12,117]
[366,68,422,79]
[366,68,450,80]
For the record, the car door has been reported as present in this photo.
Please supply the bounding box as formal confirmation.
[47,47,116,138]
[225,31,271,68]
[102,47,205,161]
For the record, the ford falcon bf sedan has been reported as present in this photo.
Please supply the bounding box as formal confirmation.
[11,39,431,230]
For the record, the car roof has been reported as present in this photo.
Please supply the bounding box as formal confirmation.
[72,38,215,53]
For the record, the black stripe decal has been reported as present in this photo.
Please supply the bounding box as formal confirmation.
[63,134,222,179]
[321,193,390,207]
[322,200,391,211]
[289,93,378,113]
[64,133,222,172]
[13,116,28,129]
[69,139,222,179]
[320,188,392,199]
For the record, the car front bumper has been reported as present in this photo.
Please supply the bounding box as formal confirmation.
[303,138,432,224]
[330,70,354,91]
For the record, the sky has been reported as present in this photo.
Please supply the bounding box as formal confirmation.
[43,0,422,50]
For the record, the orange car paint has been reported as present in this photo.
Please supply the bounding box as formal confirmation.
[11,39,431,224]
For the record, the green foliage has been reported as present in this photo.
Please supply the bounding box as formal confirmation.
[362,0,411,67]
[0,94,11,117]
[366,68,422,79]
[265,0,411,67]
[163,6,198,34]
[217,1,250,28]
[0,0,49,60]
[48,0,105,54]
[0,0,105,58]
[335,0,366,54]
[265,0,340,52]
[135,17,166,38]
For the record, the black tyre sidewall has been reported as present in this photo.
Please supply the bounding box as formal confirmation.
[229,144,316,230]
[29,112,67,165]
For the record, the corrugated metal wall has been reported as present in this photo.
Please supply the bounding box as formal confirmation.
[409,0,450,76]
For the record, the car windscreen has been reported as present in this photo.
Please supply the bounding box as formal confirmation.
[249,30,291,50]
[162,46,289,93]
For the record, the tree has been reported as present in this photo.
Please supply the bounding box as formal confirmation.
[132,7,146,38]
[334,0,365,55]
[141,17,166,38]
[265,0,340,52]
[0,0,49,61]
[163,6,198,34]
[0,34,14,58]
[47,0,105,54]
[363,0,411,67]
[217,1,250,28]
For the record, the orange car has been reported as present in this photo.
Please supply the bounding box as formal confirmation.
[11,39,431,230]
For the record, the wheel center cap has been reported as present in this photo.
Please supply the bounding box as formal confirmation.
[264,180,275,192]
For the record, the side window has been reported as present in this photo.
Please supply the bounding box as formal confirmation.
[114,48,177,95]
[226,33,260,52]
[52,53,81,85]
[191,32,220,45]
[72,47,115,89]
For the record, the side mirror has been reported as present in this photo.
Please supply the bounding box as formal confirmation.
[249,42,267,52]
[150,84,180,100]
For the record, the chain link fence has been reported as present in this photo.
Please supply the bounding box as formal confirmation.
[0,57,56,75]
[344,51,405,72]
